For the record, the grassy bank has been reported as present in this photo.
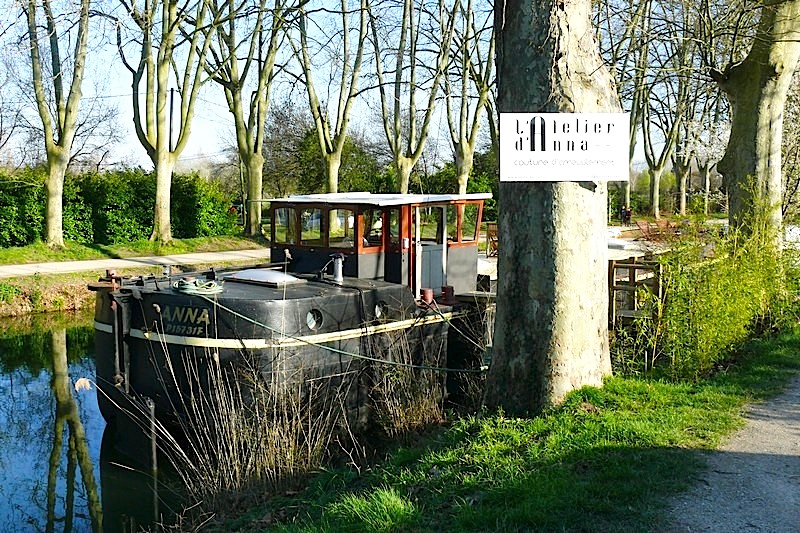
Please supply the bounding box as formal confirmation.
[0,235,264,265]
[216,329,800,532]
[0,236,267,316]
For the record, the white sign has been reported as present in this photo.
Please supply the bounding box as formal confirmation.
[499,113,629,182]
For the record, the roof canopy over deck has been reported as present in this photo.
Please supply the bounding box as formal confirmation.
[267,192,492,207]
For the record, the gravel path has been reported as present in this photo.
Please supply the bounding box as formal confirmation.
[666,377,800,532]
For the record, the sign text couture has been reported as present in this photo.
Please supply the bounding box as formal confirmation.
[499,113,629,182]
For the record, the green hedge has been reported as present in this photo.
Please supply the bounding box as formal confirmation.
[171,173,238,238]
[0,167,46,246]
[79,169,156,243]
[0,167,238,247]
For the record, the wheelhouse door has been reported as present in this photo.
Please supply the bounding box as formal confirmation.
[411,205,447,297]
[383,207,406,285]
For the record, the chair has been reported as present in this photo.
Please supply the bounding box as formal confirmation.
[486,222,498,257]
[636,220,663,241]
[655,218,679,238]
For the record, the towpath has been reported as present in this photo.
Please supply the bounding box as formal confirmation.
[0,248,272,279]
[666,376,800,532]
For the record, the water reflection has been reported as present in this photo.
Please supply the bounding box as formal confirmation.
[49,326,102,532]
[0,311,177,532]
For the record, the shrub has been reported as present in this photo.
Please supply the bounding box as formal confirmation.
[80,169,237,243]
[63,177,94,243]
[0,168,46,247]
[0,283,21,303]
[614,225,795,380]
[171,173,238,238]
[79,169,155,244]
[0,167,238,246]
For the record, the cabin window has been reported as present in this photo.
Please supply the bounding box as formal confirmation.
[462,203,479,241]
[418,207,442,243]
[388,209,400,248]
[301,208,323,246]
[446,205,458,242]
[362,209,383,247]
[273,207,296,244]
[329,208,355,248]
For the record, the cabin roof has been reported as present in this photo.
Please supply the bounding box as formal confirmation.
[267,192,492,207]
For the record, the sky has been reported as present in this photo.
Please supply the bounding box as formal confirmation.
[0,0,482,176]
[82,62,237,170]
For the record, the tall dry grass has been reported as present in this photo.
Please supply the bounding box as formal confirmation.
[121,344,357,517]
[110,301,494,522]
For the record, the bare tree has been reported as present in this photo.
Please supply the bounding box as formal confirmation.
[673,85,713,216]
[676,91,729,215]
[287,0,368,196]
[639,0,696,218]
[206,0,294,236]
[116,0,221,242]
[442,0,493,194]
[0,57,22,159]
[19,89,121,171]
[22,0,90,246]
[782,72,800,222]
[596,0,652,210]
[484,0,619,414]
[709,0,800,241]
[598,0,732,218]
[368,0,456,193]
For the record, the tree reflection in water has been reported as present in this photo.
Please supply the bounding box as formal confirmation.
[0,312,175,532]
[49,327,102,532]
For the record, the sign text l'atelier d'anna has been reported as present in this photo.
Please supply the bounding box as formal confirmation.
[499,113,630,182]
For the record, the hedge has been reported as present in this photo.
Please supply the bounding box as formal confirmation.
[0,167,238,247]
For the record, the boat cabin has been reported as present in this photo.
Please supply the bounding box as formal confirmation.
[268,192,491,297]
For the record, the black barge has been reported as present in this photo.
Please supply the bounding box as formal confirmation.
[90,192,491,430]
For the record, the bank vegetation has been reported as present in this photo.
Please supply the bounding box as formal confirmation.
[151,222,800,532]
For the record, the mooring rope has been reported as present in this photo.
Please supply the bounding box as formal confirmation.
[172,278,225,295]
[196,294,486,374]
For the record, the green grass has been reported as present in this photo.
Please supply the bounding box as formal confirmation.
[219,329,800,532]
[0,235,266,265]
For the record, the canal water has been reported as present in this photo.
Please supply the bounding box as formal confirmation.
[0,310,179,532]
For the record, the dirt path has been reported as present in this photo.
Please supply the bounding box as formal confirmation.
[666,377,800,532]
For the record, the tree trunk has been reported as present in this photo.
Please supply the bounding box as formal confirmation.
[326,152,342,194]
[455,143,474,194]
[624,180,631,211]
[650,166,661,219]
[715,0,800,241]
[45,151,68,247]
[484,0,616,415]
[397,156,414,194]
[244,152,264,237]
[150,154,175,242]
[676,160,690,215]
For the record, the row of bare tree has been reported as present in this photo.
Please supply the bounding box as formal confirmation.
[4,0,800,424]
[0,0,495,246]
[598,0,800,228]
[5,0,800,248]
